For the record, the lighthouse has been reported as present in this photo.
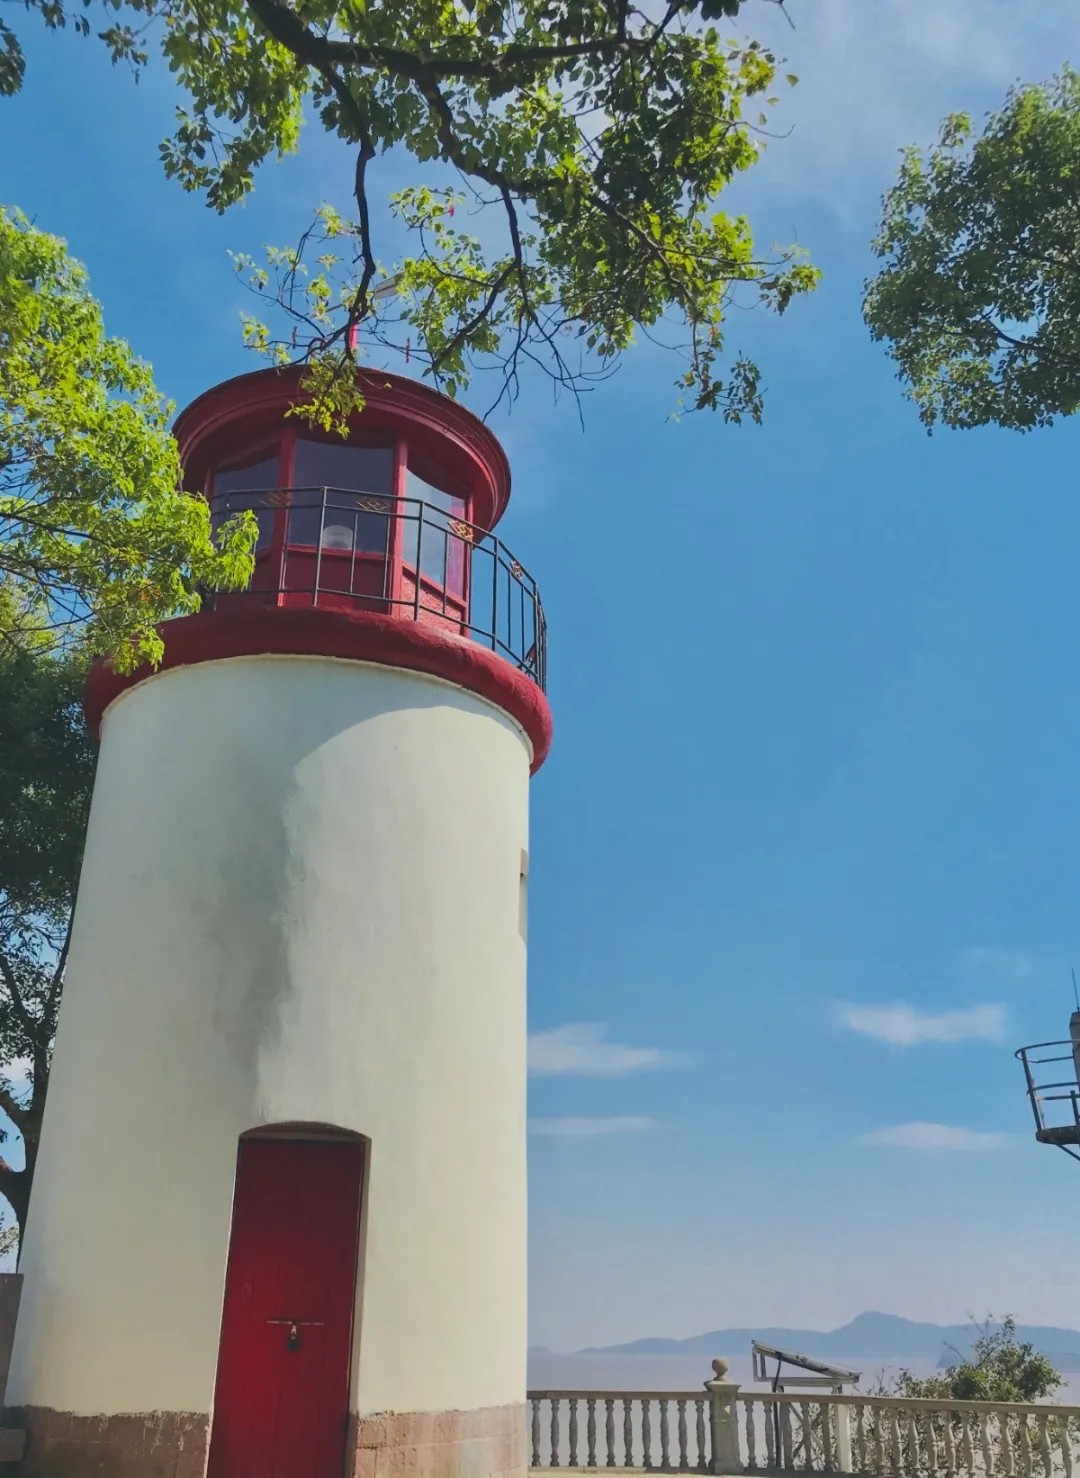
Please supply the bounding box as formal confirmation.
[6,366,552,1478]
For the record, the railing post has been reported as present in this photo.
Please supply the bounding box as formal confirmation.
[833,1394,852,1474]
[705,1358,742,1475]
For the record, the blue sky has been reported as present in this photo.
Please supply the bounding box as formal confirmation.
[6,0,1080,1350]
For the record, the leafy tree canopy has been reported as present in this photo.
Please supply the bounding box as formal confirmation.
[865,67,1080,434]
[0,208,256,667]
[0,590,96,1237]
[3,0,817,424]
[895,1317,1064,1406]
[0,587,93,919]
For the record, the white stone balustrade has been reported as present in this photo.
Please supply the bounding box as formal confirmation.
[529,1390,713,1472]
[528,1365,1080,1476]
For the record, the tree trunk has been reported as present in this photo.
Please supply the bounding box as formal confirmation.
[0,1165,28,1245]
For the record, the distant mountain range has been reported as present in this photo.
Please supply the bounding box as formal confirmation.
[572,1312,1080,1372]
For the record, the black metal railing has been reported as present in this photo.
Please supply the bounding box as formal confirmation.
[209,486,547,690]
[1015,1038,1080,1160]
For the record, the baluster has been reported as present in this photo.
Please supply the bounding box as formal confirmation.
[660,1398,671,1471]
[870,1407,884,1475]
[532,1399,542,1468]
[943,1412,957,1478]
[889,1410,903,1474]
[960,1412,975,1478]
[853,1405,867,1474]
[696,1400,708,1473]
[587,1399,597,1468]
[1017,1417,1033,1478]
[550,1399,561,1469]
[981,1407,998,1478]
[781,1404,795,1471]
[904,1410,920,1474]
[624,1399,634,1469]
[923,1411,938,1475]
[1002,1415,1015,1478]
[821,1403,834,1473]
[677,1398,689,1472]
[569,1399,579,1468]
[800,1403,813,1472]
[850,1405,862,1473]
[605,1398,616,1468]
[743,1399,758,1472]
[1037,1414,1053,1478]
[764,1402,777,1470]
[1058,1417,1073,1478]
[643,1401,653,1471]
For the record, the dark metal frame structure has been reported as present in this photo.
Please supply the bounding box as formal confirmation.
[1015,1038,1080,1163]
[751,1343,860,1464]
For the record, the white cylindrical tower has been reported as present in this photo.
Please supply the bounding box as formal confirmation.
[7,367,552,1478]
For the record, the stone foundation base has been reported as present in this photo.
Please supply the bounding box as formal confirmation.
[8,1408,209,1478]
[348,1401,527,1478]
[7,1400,526,1478]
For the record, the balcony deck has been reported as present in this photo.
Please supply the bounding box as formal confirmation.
[210,486,546,691]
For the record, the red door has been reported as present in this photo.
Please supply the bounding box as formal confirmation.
[207,1136,365,1478]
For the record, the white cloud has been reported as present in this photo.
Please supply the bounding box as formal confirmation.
[530,1117,654,1139]
[837,1001,1005,1046]
[728,0,1080,225]
[528,1023,681,1076]
[859,1122,1010,1152]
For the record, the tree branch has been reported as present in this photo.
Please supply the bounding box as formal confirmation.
[431,263,515,372]
[0,948,36,1039]
[45,905,73,1014]
[307,58,379,338]
[242,0,645,82]
[410,69,541,194]
[0,1083,27,1135]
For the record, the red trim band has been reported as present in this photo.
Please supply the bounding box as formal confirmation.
[84,607,553,773]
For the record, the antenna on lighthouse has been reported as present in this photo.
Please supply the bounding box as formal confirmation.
[346,275,403,354]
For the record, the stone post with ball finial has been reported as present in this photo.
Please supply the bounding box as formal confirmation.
[705,1357,742,1474]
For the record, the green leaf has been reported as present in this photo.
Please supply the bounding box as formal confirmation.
[9,0,818,424]
[0,207,257,669]
[865,66,1080,433]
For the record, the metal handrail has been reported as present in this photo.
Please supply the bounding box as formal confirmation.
[1015,1038,1080,1158]
[208,485,546,691]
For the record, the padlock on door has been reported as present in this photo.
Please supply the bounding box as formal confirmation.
[268,1315,324,1351]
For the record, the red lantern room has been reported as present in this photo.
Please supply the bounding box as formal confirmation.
[178,364,537,667]
[87,363,552,768]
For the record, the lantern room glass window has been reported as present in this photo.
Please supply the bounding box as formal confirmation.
[205,427,478,611]
[288,440,395,554]
[404,468,467,596]
[212,447,279,549]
